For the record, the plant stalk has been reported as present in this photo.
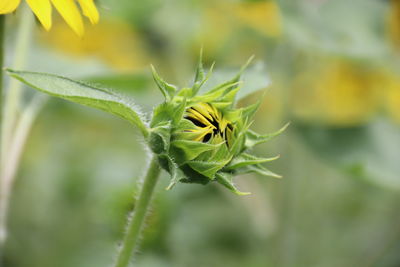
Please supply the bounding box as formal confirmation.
[0,95,47,250]
[0,15,5,265]
[113,157,161,267]
[0,15,5,125]
[1,3,34,164]
[0,4,34,251]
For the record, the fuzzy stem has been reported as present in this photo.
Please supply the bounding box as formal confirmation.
[1,3,34,165]
[113,157,161,267]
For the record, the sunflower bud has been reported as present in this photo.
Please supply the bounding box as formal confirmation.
[148,56,287,195]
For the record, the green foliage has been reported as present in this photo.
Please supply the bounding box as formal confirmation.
[6,69,149,137]
[6,56,286,195]
[148,58,286,194]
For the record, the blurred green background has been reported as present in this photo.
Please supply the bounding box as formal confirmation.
[3,0,400,266]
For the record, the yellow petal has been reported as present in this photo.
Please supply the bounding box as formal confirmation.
[0,0,21,14]
[51,0,84,37]
[77,0,99,24]
[26,0,52,30]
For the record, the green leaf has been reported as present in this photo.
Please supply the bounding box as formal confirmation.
[245,123,290,149]
[215,173,250,196]
[225,153,280,171]
[170,140,222,163]
[6,69,148,137]
[84,73,152,94]
[188,160,229,179]
[150,65,177,101]
[238,164,282,178]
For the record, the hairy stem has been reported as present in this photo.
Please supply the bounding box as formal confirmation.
[113,157,161,267]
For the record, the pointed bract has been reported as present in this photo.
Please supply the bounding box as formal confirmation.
[215,173,250,196]
[151,65,177,101]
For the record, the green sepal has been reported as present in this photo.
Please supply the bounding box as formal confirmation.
[151,99,186,128]
[172,122,203,141]
[219,86,240,104]
[241,98,262,121]
[151,65,177,101]
[176,87,193,98]
[238,164,282,178]
[207,56,254,95]
[204,81,241,99]
[151,103,172,127]
[225,153,280,171]
[223,109,243,123]
[171,98,187,125]
[245,123,290,149]
[190,82,235,103]
[148,122,171,154]
[208,139,232,163]
[210,102,232,110]
[179,164,210,185]
[230,131,246,156]
[170,140,222,163]
[229,118,252,155]
[192,51,215,96]
[158,154,184,190]
[194,49,205,85]
[215,172,250,196]
[188,160,229,179]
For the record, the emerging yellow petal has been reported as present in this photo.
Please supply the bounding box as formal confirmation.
[77,0,99,24]
[0,0,21,14]
[26,0,52,30]
[51,0,84,37]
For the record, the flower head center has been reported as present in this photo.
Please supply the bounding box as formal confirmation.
[184,103,234,145]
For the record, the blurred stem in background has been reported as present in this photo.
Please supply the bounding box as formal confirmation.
[0,15,4,124]
[1,3,33,163]
[0,3,37,253]
[114,157,161,267]
[0,14,5,263]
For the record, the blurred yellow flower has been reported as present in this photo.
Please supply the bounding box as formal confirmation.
[292,59,381,126]
[388,0,400,50]
[0,0,99,36]
[194,0,282,59]
[40,20,149,71]
[234,0,282,38]
[381,71,400,123]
